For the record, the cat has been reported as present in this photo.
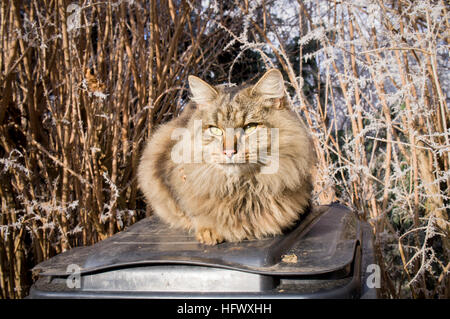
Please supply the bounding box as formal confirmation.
[137,69,316,245]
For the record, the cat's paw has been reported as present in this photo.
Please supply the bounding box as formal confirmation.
[195,228,224,245]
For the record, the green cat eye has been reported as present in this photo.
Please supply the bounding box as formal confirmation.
[209,126,223,136]
[243,123,258,134]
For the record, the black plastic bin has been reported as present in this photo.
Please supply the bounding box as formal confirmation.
[28,203,376,298]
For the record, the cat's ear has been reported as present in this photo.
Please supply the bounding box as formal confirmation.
[251,69,285,108]
[188,75,218,107]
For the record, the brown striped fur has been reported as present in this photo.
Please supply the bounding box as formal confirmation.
[138,69,316,245]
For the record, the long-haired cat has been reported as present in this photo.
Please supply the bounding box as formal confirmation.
[138,69,316,245]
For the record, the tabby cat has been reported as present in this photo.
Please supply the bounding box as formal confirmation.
[138,69,316,245]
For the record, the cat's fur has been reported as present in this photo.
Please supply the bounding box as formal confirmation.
[138,69,316,245]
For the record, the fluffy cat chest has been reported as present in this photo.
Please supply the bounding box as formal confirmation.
[174,173,286,214]
[172,164,271,197]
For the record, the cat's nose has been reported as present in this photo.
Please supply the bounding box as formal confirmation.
[223,149,236,158]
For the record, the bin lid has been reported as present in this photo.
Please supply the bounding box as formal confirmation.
[33,203,360,277]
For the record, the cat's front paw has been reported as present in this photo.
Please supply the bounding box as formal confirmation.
[195,228,224,245]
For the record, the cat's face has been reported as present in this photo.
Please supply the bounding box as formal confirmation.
[189,70,284,175]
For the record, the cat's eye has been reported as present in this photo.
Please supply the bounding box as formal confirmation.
[209,126,223,136]
[243,123,258,134]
